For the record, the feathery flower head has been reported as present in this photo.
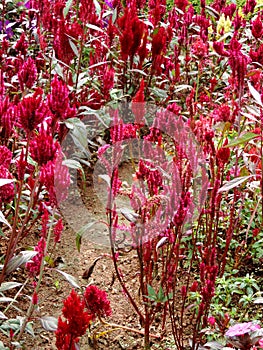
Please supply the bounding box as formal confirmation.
[0,166,14,206]
[18,57,37,90]
[18,89,47,134]
[56,289,91,349]
[30,126,59,166]
[84,285,112,320]
[26,237,46,276]
[0,146,12,168]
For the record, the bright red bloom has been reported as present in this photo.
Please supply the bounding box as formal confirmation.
[18,57,37,90]
[212,104,232,123]
[48,75,76,121]
[174,0,189,11]
[213,42,229,57]
[191,39,208,58]
[149,0,166,26]
[39,152,70,206]
[56,290,91,350]
[102,67,115,100]
[136,159,163,195]
[152,27,166,57]
[250,44,263,66]
[111,168,122,198]
[243,0,256,15]
[190,281,199,292]
[18,90,47,134]
[132,79,145,124]
[228,38,250,90]
[26,237,46,276]
[117,8,146,61]
[41,208,49,239]
[0,166,14,206]
[30,127,59,165]
[32,291,38,305]
[15,32,28,55]
[217,146,230,166]
[252,16,263,39]
[0,97,16,140]
[84,285,112,320]
[0,146,12,168]
[54,218,63,243]
[53,21,77,65]
[110,119,138,143]
[79,0,98,25]
[208,316,216,326]
[222,3,237,18]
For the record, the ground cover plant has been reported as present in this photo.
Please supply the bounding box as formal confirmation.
[0,0,263,349]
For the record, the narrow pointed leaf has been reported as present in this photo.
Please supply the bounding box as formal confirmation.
[69,39,79,58]
[55,269,80,289]
[0,179,14,187]
[248,82,263,107]
[0,297,17,303]
[0,282,22,292]
[0,311,7,319]
[40,316,58,331]
[6,251,38,274]
[0,211,11,229]
[63,0,73,17]
[218,176,252,193]
[226,132,258,147]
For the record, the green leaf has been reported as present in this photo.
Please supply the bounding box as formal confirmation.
[86,23,104,33]
[157,286,165,301]
[151,87,168,99]
[0,297,17,303]
[63,0,73,18]
[64,117,82,129]
[248,82,263,107]
[218,176,252,193]
[68,119,89,156]
[0,311,7,320]
[254,297,263,304]
[112,7,117,22]
[63,159,84,170]
[55,269,80,289]
[40,316,58,331]
[0,210,11,229]
[0,282,22,293]
[226,132,258,147]
[0,179,14,187]
[0,340,9,349]
[204,341,224,349]
[173,84,192,93]
[6,251,38,274]
[93,0,101,15]
[76,222,96,252]
[147,284,156,299]
[98,174,111,187]
[68,39,79,58]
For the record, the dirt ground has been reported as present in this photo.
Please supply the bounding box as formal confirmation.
[1,164,175,350]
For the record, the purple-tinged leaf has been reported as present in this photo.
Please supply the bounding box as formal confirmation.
[55,269,80,289]
[218,176,252,193]
[40,316,58,332]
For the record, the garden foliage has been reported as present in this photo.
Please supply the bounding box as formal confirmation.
[0,0,263,349]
